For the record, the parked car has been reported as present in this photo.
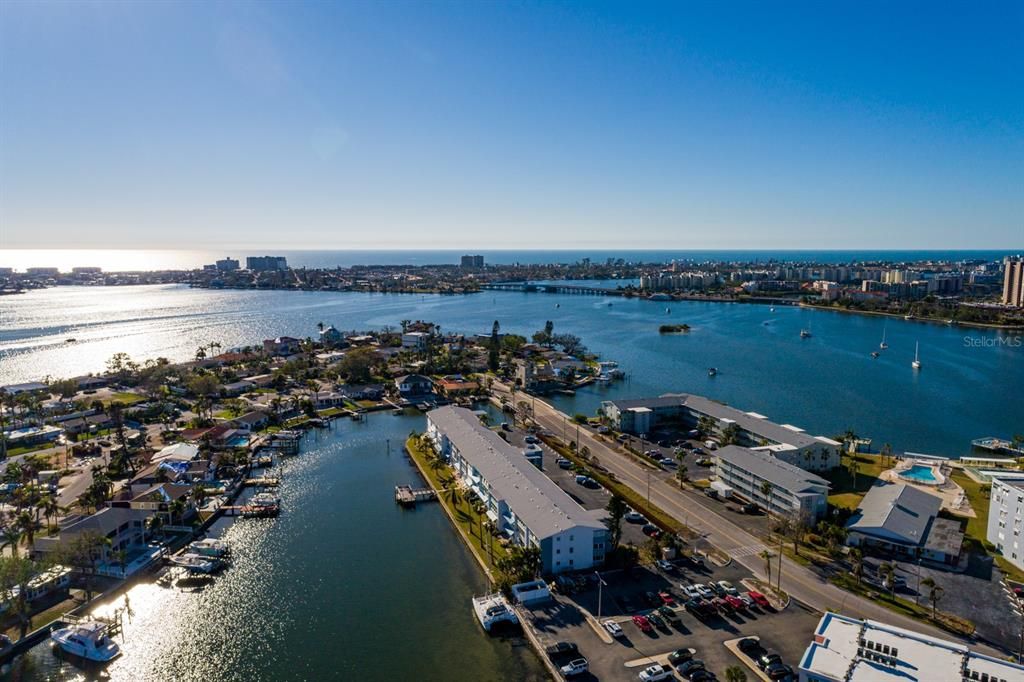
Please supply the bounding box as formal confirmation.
[641,524,661,538]
[741,502,760,514]
[500,422,511,430]
[646,612,668,631]
[738,638,766,659]
[597,425,611,434]
[724,595,744,610]
[632,615,653,632]
[708,582,726,597]
[684,598,713,618]
[658,604,681,624]
[638,664,673,681]
[557,458,573,469]
[602,619,624,638]
[524,434,539,444]
[625,510,646,523]
[689,671,717,682]
[545,641,579,656]
[710,597,730,613]
[644,591,661,607]
[656,559,675,572]
[645,449,661,458]
[668,648,694,666]
[617,434,630,443]
[658,591,677,606]
[717,580,738,596]
[747,591,771,609]
[694,583,714,599]
[681,583,701,599]
[758,653,783,670]
[559,658,589,677]
[678,659,706,678]
[766,663,794,680]
[737,593,754,609]
[660,457,676,466]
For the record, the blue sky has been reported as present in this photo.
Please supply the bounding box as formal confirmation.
[1,0,1021,250]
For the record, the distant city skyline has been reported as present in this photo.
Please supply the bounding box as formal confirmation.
[1,1,1021,249]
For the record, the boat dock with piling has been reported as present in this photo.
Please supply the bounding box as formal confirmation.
[394,484,437,507]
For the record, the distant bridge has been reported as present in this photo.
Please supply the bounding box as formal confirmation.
[481,282,625,296]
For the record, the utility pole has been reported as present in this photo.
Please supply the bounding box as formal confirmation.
[596,571,607,620]
[647,468,651,512]
[776,530,785,592]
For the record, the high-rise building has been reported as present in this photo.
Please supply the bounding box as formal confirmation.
[460,254,484,268]
[246,256,288,272]
[1003,257,1024,307]
[216,257,240,271]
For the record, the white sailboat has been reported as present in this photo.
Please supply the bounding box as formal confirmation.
[879,325,888,349]
[912,342,921,370]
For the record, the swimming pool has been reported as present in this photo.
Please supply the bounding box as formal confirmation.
[899,464,942,485]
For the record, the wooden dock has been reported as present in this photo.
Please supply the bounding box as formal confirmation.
[244,477,281,487]
[395,484,437,507]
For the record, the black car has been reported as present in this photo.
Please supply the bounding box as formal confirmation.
[766,662,794,680]
[758,653,782,671]
[644,591,661,607]
[738,638,766,658]
[684,598,713,618]
[689,671,717,682]
[678,659,706,677]
[544,641,578,656]
[641,524,661,538]
[646,612,668,631]
[668,648,694,666]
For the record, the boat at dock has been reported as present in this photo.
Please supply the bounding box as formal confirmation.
[50,621,120,662]
[189,538,230,558]
[972,437,1024,457]
[472,593,519,632]
[170,552,222,574]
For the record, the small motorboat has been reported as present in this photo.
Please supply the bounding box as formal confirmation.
[800,329,812,338]
[666,307,671,314]
[188,538,229,558]
[65,338,77,343]
[871,351,880,359]
[170,553,221,574]
[769,307,775,312]
[50,621,120,662]
[556,303,560,308]
[912,341,922,370]
[708,367,718,377]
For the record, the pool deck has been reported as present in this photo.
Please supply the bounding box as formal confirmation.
[880,464,976,518]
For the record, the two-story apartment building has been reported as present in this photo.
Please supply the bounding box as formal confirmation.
[601,393,841,472]
[426,406,608,574]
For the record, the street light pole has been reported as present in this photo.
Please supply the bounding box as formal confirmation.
[596,571,607,620]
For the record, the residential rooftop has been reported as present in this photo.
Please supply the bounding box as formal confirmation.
[715,444,830,494]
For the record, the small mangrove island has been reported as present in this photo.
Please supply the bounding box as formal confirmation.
[659,323,691,333]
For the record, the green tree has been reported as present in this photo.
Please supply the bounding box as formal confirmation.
[720,423,741,446]
[725,666,747,682]
[921,577,945,620]
[339,347,377,383]
[849,547,864,584]
[488,320,501,371]
[760,480,774,516]
[759,549,774,582]
[605,496,627,548]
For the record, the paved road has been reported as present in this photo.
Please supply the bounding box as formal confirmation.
[494,381,1004,656]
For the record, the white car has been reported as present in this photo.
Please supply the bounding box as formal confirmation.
[680,583,701,599]
[638,663,673,681]
[717,580,738,596]
[656,559,675,572]
[602,619,625,638]
[560,658,589,677]
[624,510,646,523]
[694,583,715,599]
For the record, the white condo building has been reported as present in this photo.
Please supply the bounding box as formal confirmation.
[799,612,1024,682]
[987,475,1024,572]
[425,406,608,574]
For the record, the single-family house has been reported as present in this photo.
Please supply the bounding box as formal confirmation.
[395,374,434,398]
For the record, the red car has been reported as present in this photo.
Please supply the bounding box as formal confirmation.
[724,595,744,610]
[659,591,677,607]
[632,614,653,632]
[747,591,771,608]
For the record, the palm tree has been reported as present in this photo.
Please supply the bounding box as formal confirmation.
[848,455,859,491]
[759,549,774,582]
[760,480,774,517]
[676,463,689,488]
[879,562,896,599]
[921,577,944,620]
[168,499,186,526]
[41,495,63,530]
[725,666,747,682]
[3,524,21,557]
[16,511,40,550]
[849,547,864,585]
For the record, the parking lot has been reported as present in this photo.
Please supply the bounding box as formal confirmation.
[525,559,818,681]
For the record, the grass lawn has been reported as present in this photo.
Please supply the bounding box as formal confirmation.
[830,573,974,638]
[405,436,506,571]
[825,453,890,507]
[356,400,378,409]
[106,392,146,406]
[317,407,345,417]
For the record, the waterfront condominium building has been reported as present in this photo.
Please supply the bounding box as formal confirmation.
[425,406,607,574]
[797,611,1024,682]
[601,394,841,472]
[245,255,288,271]
[713,445,830,521]
[1003,257,1024,307]
[986,475,1024,572]
[460,254,485,268]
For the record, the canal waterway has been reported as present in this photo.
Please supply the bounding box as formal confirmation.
[2,284,1021,456]
[1,412,548,681]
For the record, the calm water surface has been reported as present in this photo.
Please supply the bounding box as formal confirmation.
[2,413,546,682]
[1,284,1021,455]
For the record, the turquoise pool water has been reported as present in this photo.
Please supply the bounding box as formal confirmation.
[900,464,938,483]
